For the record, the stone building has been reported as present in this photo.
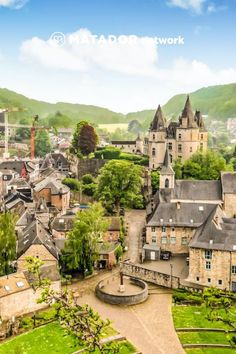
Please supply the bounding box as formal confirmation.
[144,152,236,291]
[111,96,207,170]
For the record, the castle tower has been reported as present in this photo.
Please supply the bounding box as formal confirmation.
[148,105,167,169]
[135,134,144,155]
[159,148,175,189]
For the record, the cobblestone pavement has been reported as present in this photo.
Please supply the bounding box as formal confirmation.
[71,272,184,354]
[124,209,146,263]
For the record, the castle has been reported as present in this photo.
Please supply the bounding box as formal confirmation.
[111,96,208,169]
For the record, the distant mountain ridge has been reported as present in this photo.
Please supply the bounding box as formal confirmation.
[0,83,236,127]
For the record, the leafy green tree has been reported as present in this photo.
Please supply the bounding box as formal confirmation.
[128,120,143,134]
[35,130,51,157]
[62,178,82,192]
[15,118,31,141]
[82,174,95,184]
[151,171,160,194]
[0,213,17,276]
[173,158,183,179]
[71,121,98,156]
[63,203,108,276]
[48,111,73,129]
[26,256,118,353]
[97,160,143,213]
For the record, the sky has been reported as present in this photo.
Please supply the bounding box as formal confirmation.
[0,0,236,113]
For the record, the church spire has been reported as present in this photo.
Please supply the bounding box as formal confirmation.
[159,148,175,189]
[149,105,166,131]
[161,148,174,175]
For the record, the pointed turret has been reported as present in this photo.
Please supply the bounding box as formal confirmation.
[194,110,205,130]
[180,95,198,128]
[149,105,166,131]
[161,148,174,175]
[159,148,175,189]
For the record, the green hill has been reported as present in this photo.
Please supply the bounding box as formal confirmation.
[0,83,236,128]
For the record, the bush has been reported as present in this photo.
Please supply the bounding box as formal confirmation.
[82,183,97,197]
[173,289,203,305]
[94,147,121,159]
[62,178,81,191]
[82,174,94,185]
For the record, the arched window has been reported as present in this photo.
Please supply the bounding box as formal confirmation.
[165,178,169,188]
[152,148,156,156]
[170,154,173,163]
[153,134,155,140]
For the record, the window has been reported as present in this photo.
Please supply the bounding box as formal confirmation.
[162,226,166,233]
[232,265,236,274]
[218,280,222,285]
[168,142,172,150]
[178,133,182,140]
[170,154,173,163]
[165,178,169,188]
[190,146,192,152]
[205,261,211,270]
[151,227,155,232]
[201,134,204,140]
[172,227,175,232]
[152,148,156,156]
[178,156,182,161]
[208,278,211,283]
[152,164,155,169]
[196,277,199,281]
[205,250,212,259]
[161,236,167,244]
[178,144,182,152]
[152,236,157,243]
[3,175,7,181]
[181,237,188,245]
[170,236,176,244]
[153,134,155,140]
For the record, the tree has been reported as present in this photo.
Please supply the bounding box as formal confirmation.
[63,203,108,276]
[151,171,160,194]
[26,257,118,353]
[15,118,31,141]
[71,121,98,156]
[0,213,17,276]
[128,120,143,134]
[97,160,143,213]
[35,130,51,157]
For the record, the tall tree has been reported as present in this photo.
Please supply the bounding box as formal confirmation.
[35,130,51,157]
[71,121,98,156]
[0,213,17,276]
[63,203,108,276]
[97,160,143,213]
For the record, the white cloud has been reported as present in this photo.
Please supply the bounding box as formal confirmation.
[167,0,206,13]
[20,28,159,77]
[0,0,28,9]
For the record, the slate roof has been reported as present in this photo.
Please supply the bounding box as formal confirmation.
[40,153,70,171]
[180,96,198,128]
[147,202,216,227]
[172,180,222,201]
[51,213,75,232]
[111,141,136,145]
[221,172,236,194]
[149,105,167,131]
[34,177,70,195]
[17,219,58,259]
[35,198,49,213]
[8,178,31,189]
[160,149,174,175]
[190,206,236,251]
[0,161,35,175]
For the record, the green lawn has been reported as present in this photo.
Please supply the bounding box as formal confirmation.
[172,305,236,354]
[172,305,236,330]
[0,322,136,354]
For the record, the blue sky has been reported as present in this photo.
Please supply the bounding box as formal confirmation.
[0,0,236,112]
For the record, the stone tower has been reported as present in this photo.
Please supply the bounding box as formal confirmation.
[159,148,175,189]
[148,105,167,169]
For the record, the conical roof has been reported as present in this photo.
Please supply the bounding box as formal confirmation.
[160,148,174,175]
[150,105,166,131]
[181,96,198,128]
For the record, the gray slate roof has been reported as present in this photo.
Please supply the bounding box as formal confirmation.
[190,206,236,251]
[17,219,58,259]
[221,172,236,194]
[147,202,216,227]
[172,180,222,201]
[34,177,69,195]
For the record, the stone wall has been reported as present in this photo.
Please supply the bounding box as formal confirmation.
[77,159,108,179]
[121,262,180,289]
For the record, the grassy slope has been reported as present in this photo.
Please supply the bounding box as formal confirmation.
[0,322,136,354]
[172,305,236,354]
[1,83,236,127]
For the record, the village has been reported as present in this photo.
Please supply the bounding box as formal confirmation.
[0,95,236,353]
